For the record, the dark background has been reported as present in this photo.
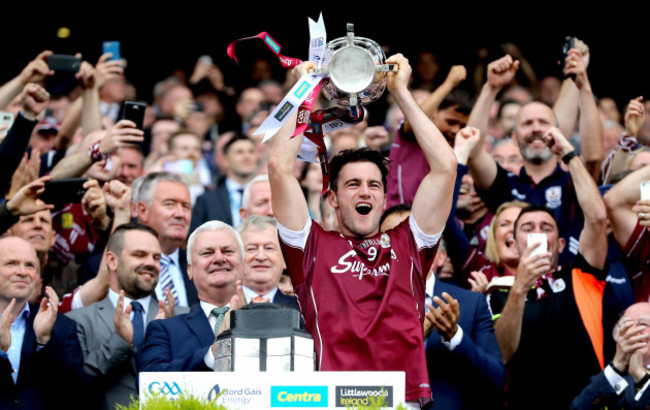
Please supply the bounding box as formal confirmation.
[2,6,647,108]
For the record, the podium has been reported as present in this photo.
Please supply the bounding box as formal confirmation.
[139,371,405,409]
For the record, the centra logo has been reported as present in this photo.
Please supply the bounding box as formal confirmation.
[148,382,182,396]
[270,386,328,408]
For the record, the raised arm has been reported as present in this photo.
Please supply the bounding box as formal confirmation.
[49,120,143,179]
[564,47,603,180]
[267,62,314,231]
[387,54,457,235]
[604,165,650,249]
[77,181,132,307]
[546,127,608,269]
[0,51,52,109]
[602,97,645,184]
[553,38,589,139]
[402,65,466,135]
[467,55,519,190]
[54,60,103,151]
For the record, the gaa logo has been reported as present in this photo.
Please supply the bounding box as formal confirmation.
[148,381,182,396]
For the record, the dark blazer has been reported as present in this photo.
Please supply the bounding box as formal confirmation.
[0,305,91,410]
[425,280,506,410]
[571,370,650,409]
[190,175,233,233]
[178,249,199,306]
[139,304,214,372]
[66,295,189,410]
[273,289,299,311]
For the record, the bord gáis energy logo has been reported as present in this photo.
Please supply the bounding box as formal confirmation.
[270,386,328,407]
[208,384,262,406]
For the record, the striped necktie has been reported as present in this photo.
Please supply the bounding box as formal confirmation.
[159,254,179,305]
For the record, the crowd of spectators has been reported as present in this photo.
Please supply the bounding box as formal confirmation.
[1,34,649,409]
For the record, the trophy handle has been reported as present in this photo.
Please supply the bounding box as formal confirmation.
[376,64,398,73]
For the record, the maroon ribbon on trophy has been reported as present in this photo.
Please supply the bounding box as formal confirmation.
[227,30,365,196]
[227,32,302,68]
[302,107,366,195]
[227,32,323,139]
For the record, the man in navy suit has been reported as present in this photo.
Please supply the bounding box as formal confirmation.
[191,135,258,231]
[139,221,245,372]
[572,302,650,409]
[237,215,298,310]
[0,236,90,410]
[136,172,199,307]
[424,276,506,409]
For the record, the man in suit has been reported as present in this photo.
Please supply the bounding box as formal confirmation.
[136,172,198,307]
[572,302,650,409]
[66,223,188,410]
[239,174,274,220]
[237,215,297,309]
[424,276,506,409]
[139,220,244,372]
[0,236,89,410]
[191,135,258,231]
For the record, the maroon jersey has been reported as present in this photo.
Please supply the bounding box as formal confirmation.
[278,215,439,402]
[51,203,99,264]
[462,247,515,285]
[624,222,650,302]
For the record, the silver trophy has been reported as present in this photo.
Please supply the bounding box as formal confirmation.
[315,23,395,110]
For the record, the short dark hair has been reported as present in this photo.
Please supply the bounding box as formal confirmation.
[380,204,412,228]
[439,88,475,115]
[223,134,254,155]
[328,148,390,193]
[513,205,558,238]
[497,99,523,119]
[107,222,159,256]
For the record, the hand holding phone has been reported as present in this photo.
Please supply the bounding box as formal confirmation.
[102,41,121,61]
[41,178,89,208]
[527,233,548,258]
[120,101,146,130]
[47,54,82,72]
[641,181,650,201]
[561,37,576,80]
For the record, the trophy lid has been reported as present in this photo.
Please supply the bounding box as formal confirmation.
[329,46,376,94]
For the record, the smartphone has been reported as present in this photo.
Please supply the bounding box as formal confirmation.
[561,37,576,80]
[527,233,548,258]
[0,111,14,136]
[120,101,146,130]
[163,159,194,175]
[641,181,650,201]
[102,41,121,61]
[47,54,81,72]
[41,178,88,208]
[192,101,204,112]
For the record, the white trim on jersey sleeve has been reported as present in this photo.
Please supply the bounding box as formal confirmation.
[409,213,442,250]
[277,218,312,250]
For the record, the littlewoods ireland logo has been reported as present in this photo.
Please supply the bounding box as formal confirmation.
[335,386,393,407]
[270,386,328,407]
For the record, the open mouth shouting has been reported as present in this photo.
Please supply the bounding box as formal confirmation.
[355,203,372,216]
